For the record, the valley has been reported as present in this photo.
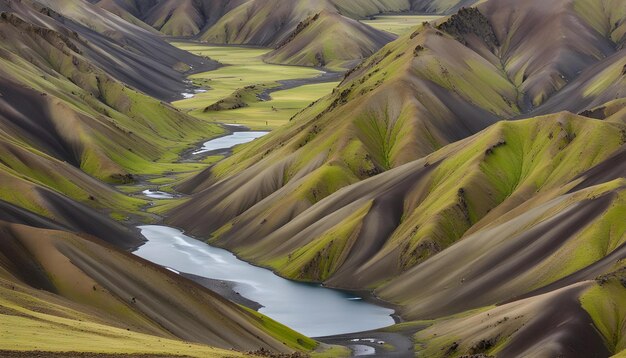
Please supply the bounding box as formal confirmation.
[361,15,443,35]
[171,43,340,129]
[1,0,625,357]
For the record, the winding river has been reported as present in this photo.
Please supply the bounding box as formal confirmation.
[134,130,395,339]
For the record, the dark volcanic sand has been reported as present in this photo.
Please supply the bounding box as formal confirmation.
[180,272,263,311]
[318,325,422,357]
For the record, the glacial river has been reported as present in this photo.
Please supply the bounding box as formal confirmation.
[134,130,395,338]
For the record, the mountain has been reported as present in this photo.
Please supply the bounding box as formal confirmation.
[8,0,219,101]
[0,1,325,355]
[167,1,626,355]
[263,10,396,70]
[93,0,478,39]
[0,200,315,354]
[170,0,626,250]
[170,113,626,285]
[92,0,249,37]
[90,0,483,71]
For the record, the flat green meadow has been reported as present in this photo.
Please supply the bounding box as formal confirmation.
[171,43,339,129]
[362,15,442,35]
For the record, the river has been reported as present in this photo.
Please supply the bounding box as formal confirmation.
[133,129,395,339]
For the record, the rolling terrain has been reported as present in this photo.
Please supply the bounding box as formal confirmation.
[167,0,626,356]
[0,0,334,356]
[0,0,625,356]
[92,0,477,70]
[263,10,396,70]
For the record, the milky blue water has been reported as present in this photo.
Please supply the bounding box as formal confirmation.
[135,225,395,337]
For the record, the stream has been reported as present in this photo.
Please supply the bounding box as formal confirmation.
[133,128,395,341]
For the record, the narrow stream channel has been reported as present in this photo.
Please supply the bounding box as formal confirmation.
[133,129,395,339]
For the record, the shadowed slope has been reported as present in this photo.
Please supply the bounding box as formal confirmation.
[2,0,218,101]
[412,281,614,357]
[0,208,315,353]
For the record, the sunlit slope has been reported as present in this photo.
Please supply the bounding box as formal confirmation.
[170,0,626,259]
[171,113,626,285]
[263,11,396,70]
[0,0,224,223]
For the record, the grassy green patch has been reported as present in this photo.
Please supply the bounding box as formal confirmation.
[580,279,626,353]
[0,283,248,357]
[170,43,337,129]
[242,307,317,351]
[362,15,443,35]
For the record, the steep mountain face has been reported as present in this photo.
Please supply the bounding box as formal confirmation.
[171,0,626,237]
[263,11,396,70]
[168,3,626,352]
[3,0,218,101]
[0,0,224,210]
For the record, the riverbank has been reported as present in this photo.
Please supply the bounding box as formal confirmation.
[180,272,263,311]
[130,122,417,355]
[124,44,416,353]
[135,225,395,338]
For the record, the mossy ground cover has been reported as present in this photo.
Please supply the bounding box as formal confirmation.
[0,281,249,357]
[209,82,339,129]
[171,43,338,129]
[361,15,443,35]
[580,278,626,354]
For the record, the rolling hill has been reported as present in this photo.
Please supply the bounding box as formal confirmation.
[263,10,396,70]
[92,0,476,71]
[0,1,328,355]
[1,0,625,356]
[167,1,626,355]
